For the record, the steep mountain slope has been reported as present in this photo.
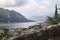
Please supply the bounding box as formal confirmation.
[0,8,32,23]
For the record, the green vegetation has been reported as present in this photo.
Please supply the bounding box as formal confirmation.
[0,29,12,40]
[47,4,60,24]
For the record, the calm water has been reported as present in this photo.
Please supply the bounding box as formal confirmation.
[0,22,42,29]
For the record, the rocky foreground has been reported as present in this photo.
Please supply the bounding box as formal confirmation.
[13,23,60,40]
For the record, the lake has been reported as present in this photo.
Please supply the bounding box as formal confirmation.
[0,22,43,29]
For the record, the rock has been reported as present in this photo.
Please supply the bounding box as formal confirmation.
[13,24,60,40]
[58,23,60,25]
[47,25,57,29]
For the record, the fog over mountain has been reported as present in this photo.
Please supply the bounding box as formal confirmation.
[29,15,48,22]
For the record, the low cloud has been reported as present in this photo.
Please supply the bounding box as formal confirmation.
[0,0,60,19]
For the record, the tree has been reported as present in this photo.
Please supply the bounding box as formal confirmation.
[54,4,58,24]
[47,4,59,24]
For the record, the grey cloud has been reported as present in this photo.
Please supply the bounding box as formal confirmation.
[15,0,28,6]
[5,0,28,7]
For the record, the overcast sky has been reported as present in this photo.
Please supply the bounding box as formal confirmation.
[0,0,60,18]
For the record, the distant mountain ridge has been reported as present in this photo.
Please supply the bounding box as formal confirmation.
[29,16,48,22]
[0,8,32,23]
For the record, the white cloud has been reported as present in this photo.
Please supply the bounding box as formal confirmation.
[43,0,51,5]
[0,0,60,18]
[5,0,52,17]
[0,0,28,7]
[0,0,6,6]
[0,0,15,7]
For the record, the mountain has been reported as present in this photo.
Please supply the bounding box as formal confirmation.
[0,8,32,23]
[29,16,48,22]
